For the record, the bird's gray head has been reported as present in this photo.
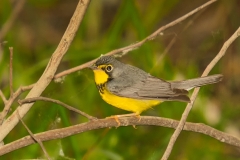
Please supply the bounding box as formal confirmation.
[90,55,126,80]
[95,55,116,66]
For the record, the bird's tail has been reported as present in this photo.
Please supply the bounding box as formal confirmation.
[171,74,223,91]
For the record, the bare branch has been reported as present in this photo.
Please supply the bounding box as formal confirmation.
[0,84,34,125]
[16,111,50,160]
[0,116,239,156]
[0,90,7,105]
[161,27,240,160]
[18,96,97,121]
[9,47,14,97]
[54,0,217,79]
[82,128,109,160]
[151,8,204,71]
[0,41,8,63]
[0,0,26,41]
[0,0,91,142]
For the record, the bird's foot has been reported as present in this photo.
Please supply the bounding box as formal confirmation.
[106,113,140,127]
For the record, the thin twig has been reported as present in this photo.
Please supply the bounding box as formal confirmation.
[0,0,26,41]
[0,90,7,105]
[0,84,34,125]
[54,0,217,79]
[16,110,51,160]
[18,96,97,121]
[9,47,14,97]
[150,34,177,72]
[0,41,8,63]
[151,9,204,71]
[161,27,240,160]
[0,0,91,142]
[82,128,109,160]
[0,116,239,156]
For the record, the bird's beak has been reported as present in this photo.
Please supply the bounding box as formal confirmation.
[88,64,98,70]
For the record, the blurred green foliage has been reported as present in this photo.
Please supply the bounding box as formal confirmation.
[0,0,240,159]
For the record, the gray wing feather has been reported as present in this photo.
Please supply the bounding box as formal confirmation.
[137,76,188,97]
[135,76,190,102]
[107,71,190,102]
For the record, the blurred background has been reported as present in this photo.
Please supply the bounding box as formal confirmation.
[0,0,240,159]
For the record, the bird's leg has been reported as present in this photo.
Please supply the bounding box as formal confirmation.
[107,115,121,127]
[106,113,140,127]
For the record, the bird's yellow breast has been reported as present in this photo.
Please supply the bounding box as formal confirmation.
[100,88,161,114]
[93,69,161,114]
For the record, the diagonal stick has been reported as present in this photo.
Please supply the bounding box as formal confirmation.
[54,0,217,79]
[161,27,240,160]
[16,110,51,160]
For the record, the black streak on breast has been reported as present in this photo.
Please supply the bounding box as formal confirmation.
[96,83,105,94]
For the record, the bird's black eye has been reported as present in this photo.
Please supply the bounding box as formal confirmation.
[105,65,113,72]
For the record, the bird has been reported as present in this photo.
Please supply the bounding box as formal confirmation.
[89,55,223,118]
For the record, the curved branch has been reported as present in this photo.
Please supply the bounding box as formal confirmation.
[18,96,97,121]
[161,27,240,160]
[0,84,34,125]
[54,0,217,79]
[0,0,91,142]
[0,0,26,41]
[9,47,14,97]
[0,90,7,105]
[16,111,50,160]
[0,116,239,156]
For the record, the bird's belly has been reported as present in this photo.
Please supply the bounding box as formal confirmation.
[100,90,161,114]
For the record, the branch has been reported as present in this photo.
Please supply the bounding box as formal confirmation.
[18,96,97,121]
[0,116,239,156]
[0,42,7,64]
[161,27,240,160]
[0,0,91,142]
[9,47,14,97]
[0,90,7,105]
[54,0,217,79]
[0,84,34,125]
[16,111,50,160]
[151,6,204,70]
[0,0,26,41]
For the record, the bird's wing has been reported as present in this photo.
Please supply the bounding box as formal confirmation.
[108,75,190,102]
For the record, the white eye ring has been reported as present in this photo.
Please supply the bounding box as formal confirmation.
[105,65,113,72]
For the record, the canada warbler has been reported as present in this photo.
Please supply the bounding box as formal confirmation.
[89,55,223,116]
